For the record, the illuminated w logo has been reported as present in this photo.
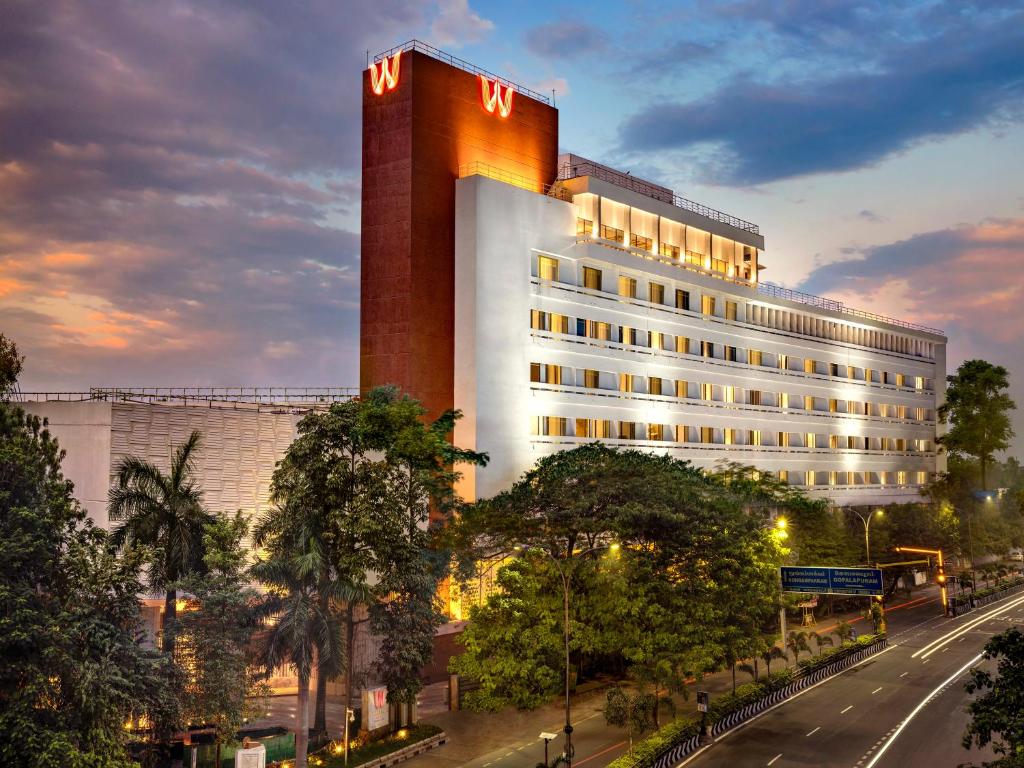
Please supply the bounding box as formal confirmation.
[369,52,401,95]
[373,689,386,708]
[479,75,514,118]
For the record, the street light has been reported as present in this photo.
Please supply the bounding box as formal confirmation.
[532,541,618,767]
[849,508,884,565]
[895,546,949,615]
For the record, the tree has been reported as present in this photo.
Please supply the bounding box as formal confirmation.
[940,360,1016,490]
[0,332,23,396]
[761,646,787,677]
[176,513,270,767]
[109,430,213,655]
[0,355,177,767]
[963,628,1024,765]
[786,631,811,662]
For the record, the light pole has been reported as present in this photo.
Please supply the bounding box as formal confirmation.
[850,508,884,565]
[774,517,789,641]
[536,541,619,767]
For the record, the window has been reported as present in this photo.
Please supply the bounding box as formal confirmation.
[685,250,704,267]
[725,301,737,321]
[780,392,790,409]
[538,256,559,281]
[806,471,815,486]
[915,376,925,390]
[778,354,789,370]
[749,390,762,406]
[804,358,816,374]
[701,341,715,358]
[749,429,762,446]
[600,224,624,241]
[532,416,567,436]
[650,331,665,350]
[619,421,638,440]
[896,405,907,419]
[648,424,665,441]
[803,395,814,410]
[915,407,927,421]
[660,242,680,259]
[724,428,736,445]
[701,295,716,315]
[676,380,688,398]
[649,377,663,396]
[829,435,840,449]
[649,282,665,304]
[723,385,735,403]
[711,257,728,274]
[806,433,816,449]
[582,266,602,291]
[725,346,738,362]
[530,310,569,333]
[896,373,906,387]
[897,470,908,485]
[576,419,613,438]
[630,233,653,250]
[619,326,637,345]
[916,471,928,484]
[676,335,689,354]
[578,319,611,340]
[675,425,689,442]
[530,363,562,384]
[618,276,637,298]
[749,349,762,366]
[701,383,714,401]
[575,418,589,438]
[675,289,691,311]
[700,427,714,444]
[576,217,593,236]
[778,469,789,482]
[583,369,600,389]
[828,398,838,413]
[618,373,635,393]
[828,471,838,486]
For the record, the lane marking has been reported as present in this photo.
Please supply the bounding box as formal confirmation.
[806,727,820,737]
[913,593,1024,659]
[767,754,782,766]
[922,659,930,665]
[872,687,883,694]
[864,653,983,768]
[841,705,854,714]
[573,740,627,767]
[899,672,908,678]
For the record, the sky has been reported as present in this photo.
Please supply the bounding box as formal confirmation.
[2,0,1024,452]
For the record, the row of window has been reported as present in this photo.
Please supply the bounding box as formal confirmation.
[529,415,932,453]
[529,308,934,394]
[536,253,936,361]
[576,218,756,281]
[529,362,934,423]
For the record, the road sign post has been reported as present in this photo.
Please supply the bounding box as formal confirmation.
[697,690,709,741]
[780,566,884,597]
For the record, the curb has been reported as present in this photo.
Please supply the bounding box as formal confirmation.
[350,732,448,768]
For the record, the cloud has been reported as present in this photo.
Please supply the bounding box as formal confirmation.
[524,21,607,59]
[800,217,1024,454]
[429,0,494,47]
[618,7,1024,185]
[857,210,886,223]
[0,0,425,391]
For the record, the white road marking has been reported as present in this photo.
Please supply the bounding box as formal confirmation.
[899,672,908,678]
[864,653,983,768]
[806,727,820,737]
[841,705,854,714]
[922,659,930,664]
[872,687,883,694]
[913,593,1024,658]
[767,753,782,766]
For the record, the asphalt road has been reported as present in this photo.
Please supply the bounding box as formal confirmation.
[679,592,1024,768]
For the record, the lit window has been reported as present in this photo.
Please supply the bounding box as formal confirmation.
[700,426,714,444]
[649,282,665,304]
[532,416,567,436]
[896,373,906,387]
[530,363,561,385]
[701,295,716,315]
[804,395,814,410]
[675,424,689,442]
[724,428,736,445]
[685,250,704,267]
[618,276,637,298]
[806,433,816,448]
[675,380,688,398]
[897,470,908,485]
[749,349,762,366]
[723,385,735,403]
[619,326,636,345]
[650,331,665,350]
[582,267,602,291]
[829,398,838,413]
[779,393,790,409]
[806,470,815,486]
[804,359,816,374]
[576,218,594,236]
[660,242,680,259]
[579,319,610,340]
[749,429,762,446]
[711,257,728,274]
[618,373,634,393]
[630,233,653,250]
[702,341,715,358]
[725,301,737,321]
[649,376,663,396]
[619,421,637,440]
[676,336,689,354]
[915,376,925,390]
[749,390,762,406]
[778,469,789,482]
[538,256,559,281]
[829,435,840,449]
[725,346,738,362]
[778,354,788,370]
[648,424,665,441]
[675,289,691,311]
[600,224,624,241]
[583,369,600,388]
[701,383,714,401]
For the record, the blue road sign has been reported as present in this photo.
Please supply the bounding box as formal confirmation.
[781,566,883,596]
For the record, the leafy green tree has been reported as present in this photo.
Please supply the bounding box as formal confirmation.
[761,646,787,676]
[963,628,1024,766]
[940,360,1016,490]
[0,332,23,396]
[0,366,177,767]
[176,513,270,767]
[786,631,811,661]
[603,686,657,750]
[109,430,213,655]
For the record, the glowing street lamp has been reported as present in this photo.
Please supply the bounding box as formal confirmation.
[849,508,884,565]
[895,546,949,615]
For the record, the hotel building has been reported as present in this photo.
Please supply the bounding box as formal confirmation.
[361,41,947,508]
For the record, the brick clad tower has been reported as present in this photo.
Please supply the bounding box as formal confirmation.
[360,44,559,417]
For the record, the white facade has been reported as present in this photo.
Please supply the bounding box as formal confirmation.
[453,170,947,506]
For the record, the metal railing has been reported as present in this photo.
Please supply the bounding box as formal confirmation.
[757,282,945,336]
[17,387,357,410]
[556,155,760,235]
[458,161,573,201]
[373,40,552,105]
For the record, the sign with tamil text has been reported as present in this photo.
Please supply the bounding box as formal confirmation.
[781,566,883,597]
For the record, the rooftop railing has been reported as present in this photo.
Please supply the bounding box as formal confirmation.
[458,161,573,201]
[757,282,945,336]
[373,40,552,105]
[17,387,357,410]
[556,155,760,235]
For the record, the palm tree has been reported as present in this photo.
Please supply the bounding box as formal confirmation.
[834,620,855,645]
[109,430,212,654]
[252,553,352,768]
[786,631,811,662]
[761,646,786,677]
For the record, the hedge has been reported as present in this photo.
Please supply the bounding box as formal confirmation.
[606,635,884,768]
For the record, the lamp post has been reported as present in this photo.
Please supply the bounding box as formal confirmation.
[536,541,619,767]
[774,517,789,641]
[895,546,949,615]
[850,508,884,565]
